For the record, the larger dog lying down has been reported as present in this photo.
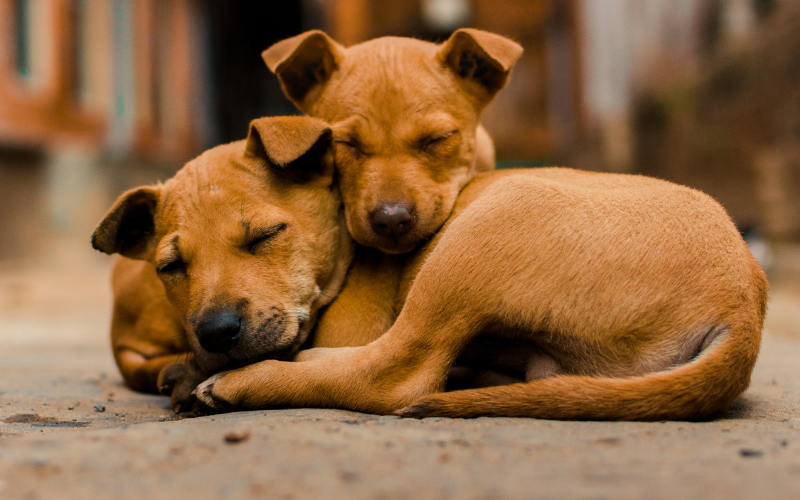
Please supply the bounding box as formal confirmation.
[94,116,767,420]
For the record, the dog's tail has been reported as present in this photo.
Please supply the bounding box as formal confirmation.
[396,315,763,421]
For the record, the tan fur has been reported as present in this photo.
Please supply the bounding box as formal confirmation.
[93,117,354,410]
[262,29,522,253]
[195,168,767,421]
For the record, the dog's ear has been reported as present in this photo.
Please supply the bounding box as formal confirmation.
[246,116,334,181]
[262,31,345,112]
[438,28,523,103]
[91,186,161,260]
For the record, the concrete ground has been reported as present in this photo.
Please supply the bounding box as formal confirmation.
[1,240,800,500]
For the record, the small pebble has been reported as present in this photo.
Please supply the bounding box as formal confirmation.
[224,430,251,444]
[93,404,105,413]
[68,406,74,410]
[739,448,763,457]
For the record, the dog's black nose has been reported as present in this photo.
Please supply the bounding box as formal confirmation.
[195,310,241,354]
[369,203,415,237]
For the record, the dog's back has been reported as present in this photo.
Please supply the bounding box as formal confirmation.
[395,168,767,419]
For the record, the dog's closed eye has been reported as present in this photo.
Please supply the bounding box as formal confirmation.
[420,130,459,155]
[157,259,187,275]
[245,223,287,255]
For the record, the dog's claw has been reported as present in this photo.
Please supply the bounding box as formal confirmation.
[395,394,457,419]
[395,404,429,419]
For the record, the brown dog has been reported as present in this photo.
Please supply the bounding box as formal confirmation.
[93,117,355,409]
[263,28,522,254]
[103,29,523,401]
[192,166,768,421]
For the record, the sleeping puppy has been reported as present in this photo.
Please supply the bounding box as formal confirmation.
[93,117,353,410]
[263,28,523,253]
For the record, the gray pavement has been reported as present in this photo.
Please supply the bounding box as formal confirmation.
[1,241,800,499]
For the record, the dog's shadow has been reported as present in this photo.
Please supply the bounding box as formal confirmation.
[705,394,768,422]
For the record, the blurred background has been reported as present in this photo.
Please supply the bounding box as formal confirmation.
[1,0,799,344]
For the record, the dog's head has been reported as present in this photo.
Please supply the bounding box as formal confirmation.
[92,116,354,372]
[263,29,522,254]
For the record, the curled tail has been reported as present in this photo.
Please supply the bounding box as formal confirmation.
[397,317,762,421]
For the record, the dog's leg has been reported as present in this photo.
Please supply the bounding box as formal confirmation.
[194,289,485,414]
[395,319,762,421]
[110,257,191,393]
[117,349,205,413]
[116,350,187,393]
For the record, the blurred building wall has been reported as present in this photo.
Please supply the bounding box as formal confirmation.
[1,0,794,261]
[0,0,210,157]
[580,0,703,172]
[0,0,212,259]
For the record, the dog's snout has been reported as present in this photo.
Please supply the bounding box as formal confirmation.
[369,203,415,238]
[195,310,242,354]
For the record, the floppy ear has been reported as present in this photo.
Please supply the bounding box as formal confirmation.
[91,186,161,260]
[438,28,523,103]
[262,31,345,112]
[245,116,333,181]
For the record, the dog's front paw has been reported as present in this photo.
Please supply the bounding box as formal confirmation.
[193,373,235,412]
[157,359,209,414]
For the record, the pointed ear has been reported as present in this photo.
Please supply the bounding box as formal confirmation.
[262,30,345,112]
[91,186,161,260]
[245,116,333,181]
[438,28,523,103]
